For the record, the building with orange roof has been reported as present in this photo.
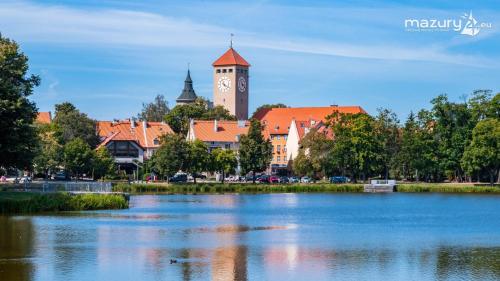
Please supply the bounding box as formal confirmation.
[36,112,52,124]
[96,120,173,173]
[254,105,366,174]
[187,119,249,152]
[212,47,250,120]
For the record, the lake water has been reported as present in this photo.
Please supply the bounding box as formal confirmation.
[1,193,500,281]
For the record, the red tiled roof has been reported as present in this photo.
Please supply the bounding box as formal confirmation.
[254,106,366,137]
[97,120,173,149]
[191,120,249,142]
[36,112,52,124]
[212,48,250,67]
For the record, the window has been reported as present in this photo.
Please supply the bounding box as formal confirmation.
[229,69,233,73]
[225,143,231,149]
[284,155,287,161]
[284,135,288,140]
[109,141,139,158]
[216,69,221,73]
[277,135,280,140]
[277,156,281,162]
[153,138,159,145]
[277,145,281,152]
[222,69,227,73]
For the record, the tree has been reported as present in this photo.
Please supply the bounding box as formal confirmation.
[373,108,401,179]
[292,129,333,181]
[165,97,235,135]
[0,34,40,169]
[33,123,62,178]
[238,119,273,183]
[138,94,170,122]
[327,113,381,182]
[63,138,94,179]
[211,148,237,183]
[53,102,100,148]
[461,119,500,185]
[185,140,210,183]
[252,103,288,117]
[93,146,115,180]
[150,134,189,180]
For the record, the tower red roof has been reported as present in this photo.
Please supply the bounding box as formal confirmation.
[212,48,250,67]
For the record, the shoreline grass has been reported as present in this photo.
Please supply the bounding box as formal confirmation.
[0,192,129,214]
[112,182,500,194]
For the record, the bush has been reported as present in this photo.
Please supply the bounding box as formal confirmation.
[0,192,128,214]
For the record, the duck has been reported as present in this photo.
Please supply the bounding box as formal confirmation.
[170,259,178,264]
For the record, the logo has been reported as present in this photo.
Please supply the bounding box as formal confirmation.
[404,11,492,36]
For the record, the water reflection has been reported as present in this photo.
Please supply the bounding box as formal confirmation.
[0,216,34,281]
[1,194,500,281]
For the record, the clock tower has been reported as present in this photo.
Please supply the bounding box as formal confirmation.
[212,47,250,120]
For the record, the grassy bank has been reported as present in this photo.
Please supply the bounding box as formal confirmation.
[113,182,364,194]
[0,192,129,214]
[113,182,500,194]
[396,183,500,193]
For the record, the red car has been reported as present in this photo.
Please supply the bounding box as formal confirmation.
[269,176,280,183]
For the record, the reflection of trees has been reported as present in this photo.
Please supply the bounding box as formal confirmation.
[435,246,500,280]
[0,217,34,281]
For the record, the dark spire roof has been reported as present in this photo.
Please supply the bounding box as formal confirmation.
[176,69,198,103]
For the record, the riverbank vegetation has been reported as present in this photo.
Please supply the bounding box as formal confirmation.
[0,192,128,214]
[112,182,500,194]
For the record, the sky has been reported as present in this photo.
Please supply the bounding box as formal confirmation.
[0,0,499,121]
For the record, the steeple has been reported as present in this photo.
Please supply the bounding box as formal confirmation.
[176,68,198,105]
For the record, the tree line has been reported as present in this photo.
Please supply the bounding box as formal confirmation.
[293,91,499,184]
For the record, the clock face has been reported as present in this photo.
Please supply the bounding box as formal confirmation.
[217,76,231,92]
[238,76,247,92]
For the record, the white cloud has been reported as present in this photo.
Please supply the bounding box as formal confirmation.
[0,1,496,68]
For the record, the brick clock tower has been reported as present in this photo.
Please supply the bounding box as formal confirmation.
[212,47,250,120]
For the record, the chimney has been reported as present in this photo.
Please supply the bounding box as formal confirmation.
[143,120,147,128]
[214,120,218,132]
[130,119,135,129]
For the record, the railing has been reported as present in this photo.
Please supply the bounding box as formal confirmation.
[41,181,113,193]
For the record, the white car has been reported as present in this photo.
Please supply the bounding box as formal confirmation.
[301,176,312,183]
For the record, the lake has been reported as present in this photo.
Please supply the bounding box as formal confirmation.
[1,193,500,281]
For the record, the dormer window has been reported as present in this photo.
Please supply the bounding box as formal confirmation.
[153,138,159,145]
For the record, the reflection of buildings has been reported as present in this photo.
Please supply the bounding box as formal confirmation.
[212,246,248,281]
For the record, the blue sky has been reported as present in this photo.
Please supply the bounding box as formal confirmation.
[1,0,499,121]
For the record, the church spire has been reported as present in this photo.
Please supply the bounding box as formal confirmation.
[176,68,198,105]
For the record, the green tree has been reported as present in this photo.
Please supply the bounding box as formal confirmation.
[211,148,237,183]
[461,119,500,185]
[33,123,62,178]
[185,139,210,183]
[0,34,40,169]
[150,134,189,180]
[63,138,94,179]
[165,97,235,135]
[327,113,381,182]
[373,108,401,179]
[138,94,170,122]
[292,129,333,181]
[239,119,273,183]
[54,102,100,148]
[93,146,116,180]
[252,103,288,117]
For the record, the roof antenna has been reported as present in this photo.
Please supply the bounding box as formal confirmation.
[230,33,234,48]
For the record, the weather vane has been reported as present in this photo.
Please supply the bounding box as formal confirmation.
[230,33,234,48]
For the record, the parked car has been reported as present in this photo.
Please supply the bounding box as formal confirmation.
[169,174,188,183]
[269,175,280,183]
[330,176,349,183]
[301,176,312,183]
[257,175,270,183]
[53,171,69,181]
[192,173,207,179]
[289,176,300,183]
[20,176,32,183]
[279,176,289,183]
